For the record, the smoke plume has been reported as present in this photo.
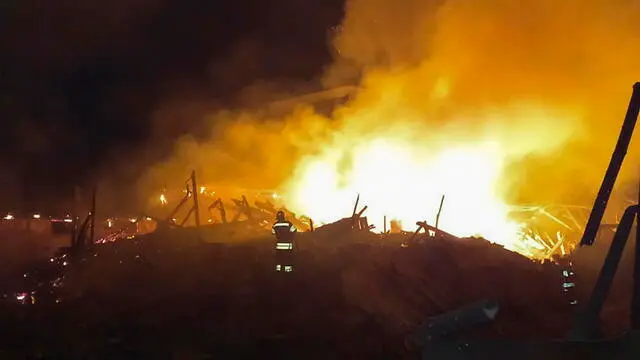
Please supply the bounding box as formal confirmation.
[138,0,640,217]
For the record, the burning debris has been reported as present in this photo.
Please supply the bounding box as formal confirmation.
[0,180,584,262]
[148,176,585,260]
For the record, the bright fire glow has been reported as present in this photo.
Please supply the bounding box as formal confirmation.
[159,194,168,205]
[3,214,14,220]
[284,139,523,247]
[279,75,577,259]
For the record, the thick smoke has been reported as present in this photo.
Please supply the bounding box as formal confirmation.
[138,0,640,213]
[137,104,336,206]
[333,0,640,201]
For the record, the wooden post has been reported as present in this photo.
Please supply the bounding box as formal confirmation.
[71,186,80,247]
[435,195,445,231]
[581,83,640,246]
[352,193,360,218]
[218,199,227,223]
[383,215,387,233]
[572,205,639,340]
[632,167,640,329]
[191,170,201,227]
[242,195,252,220]
[88,186,96,246]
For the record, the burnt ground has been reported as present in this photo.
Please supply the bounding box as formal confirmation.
[0,225,632,359]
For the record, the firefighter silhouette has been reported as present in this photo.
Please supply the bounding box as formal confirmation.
[560,258,578,306]
[272,211,297,272]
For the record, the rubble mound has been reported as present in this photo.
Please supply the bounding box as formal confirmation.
[1,227,572,358]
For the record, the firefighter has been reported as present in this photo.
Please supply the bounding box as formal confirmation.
[559,258,578,306]
[272,210,297,272]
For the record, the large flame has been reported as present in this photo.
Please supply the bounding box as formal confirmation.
[285,138,520,241]
[280,73,580,259]
[138,0,640,260]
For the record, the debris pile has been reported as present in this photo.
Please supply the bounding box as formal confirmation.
[0,188,635,358]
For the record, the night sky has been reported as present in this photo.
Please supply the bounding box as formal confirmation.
[0,0,345,211]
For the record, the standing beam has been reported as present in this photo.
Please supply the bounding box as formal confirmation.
[241,195,252,220]
[71,186,80,247]
[191,170,201,228]
[571,205,639,340]
[166,192,190,223]
[352,193,360,218]
[88,186,97,246]
[580,82,640,246]
[435,195,445,231]
[632,168,640,329]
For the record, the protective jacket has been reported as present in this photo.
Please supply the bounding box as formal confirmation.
[272,220,297,272]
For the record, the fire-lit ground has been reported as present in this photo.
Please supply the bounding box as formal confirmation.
[0,223,634,358]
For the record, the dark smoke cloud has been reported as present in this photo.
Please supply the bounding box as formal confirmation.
[0,0,345,213]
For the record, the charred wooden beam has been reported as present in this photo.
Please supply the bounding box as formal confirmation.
[71,185,80,247]
[581,82,640,246]
[254,200,276,214]
[74,214,92,249]
[417,221,458,240]
[356,205,368,219]
[571,205,639,340]
[88,186,96,246]
[357,217,371,231]
[231,198,248,222]
[230,196,270,223]
[166,192,190,223]
[190,170,201,228]
[435,195,445,231]
[180,207,195,227]
[634,170,640,330]
[241,195,252,220]
[352,193,360,218]
[208,198,227,223]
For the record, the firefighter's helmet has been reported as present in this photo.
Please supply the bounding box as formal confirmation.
[276,211,286,222]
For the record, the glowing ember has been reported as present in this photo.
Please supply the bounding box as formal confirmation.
[159,194,168,205]
[3,214,14,220]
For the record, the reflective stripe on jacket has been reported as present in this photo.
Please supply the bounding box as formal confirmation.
[272,221,297,234]
[276,242,293,250]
